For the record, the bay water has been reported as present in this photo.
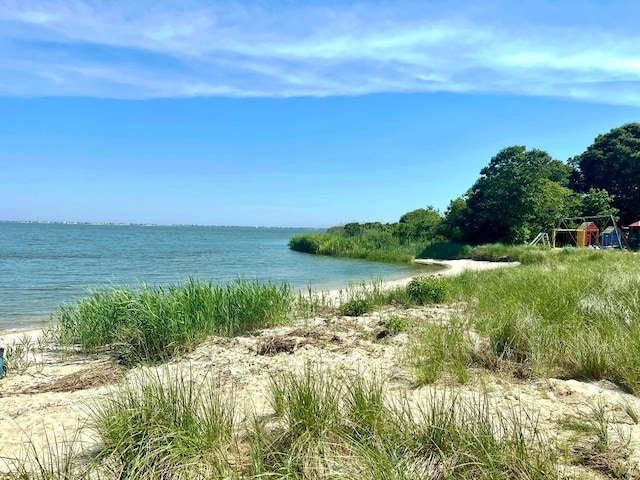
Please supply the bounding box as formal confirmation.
[0,222,436,331]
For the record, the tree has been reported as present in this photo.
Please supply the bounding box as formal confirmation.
[394,207,442,242]
[576,187,619,218]
[570,123,640,224]
[464,146,573,244]
[439,197,470,242]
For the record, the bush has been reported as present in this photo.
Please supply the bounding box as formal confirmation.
[385,315,409,334]
[340,298,374,317]
[406,276,451,304]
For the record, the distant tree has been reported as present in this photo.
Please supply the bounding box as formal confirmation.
[333,221,391,237]
[439,197,470,242]
[464,146,574,244]
[570,123,640,224]
[394,206,443,242]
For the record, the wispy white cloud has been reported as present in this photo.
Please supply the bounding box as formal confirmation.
[1,0,640,105]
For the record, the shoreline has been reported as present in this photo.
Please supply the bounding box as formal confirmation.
[0,259,518,341]
[0,257,532,474]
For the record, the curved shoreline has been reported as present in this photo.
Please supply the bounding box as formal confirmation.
[414,258,520,276]
[0,259,518,340]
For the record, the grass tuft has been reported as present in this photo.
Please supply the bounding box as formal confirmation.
[57,278,292,365]
[88,367,235,478]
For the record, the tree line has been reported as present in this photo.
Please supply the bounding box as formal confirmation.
[331,123,640,245]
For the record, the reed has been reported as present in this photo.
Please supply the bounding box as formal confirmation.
[289,232,426,263]
[57,278,292,364]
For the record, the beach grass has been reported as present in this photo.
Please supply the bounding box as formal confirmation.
[88,367,235,478]
[404,248,640,393]
[57,278,292,364]
[251,364,559,479]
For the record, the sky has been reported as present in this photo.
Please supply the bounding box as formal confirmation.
[1,0,640,227]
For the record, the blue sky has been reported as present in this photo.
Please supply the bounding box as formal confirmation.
[1,1,640,227]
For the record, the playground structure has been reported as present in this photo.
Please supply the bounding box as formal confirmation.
[627,221,640,250]
[530,215,625,249]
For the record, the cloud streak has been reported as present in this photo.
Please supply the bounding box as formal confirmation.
[1,0,640,105]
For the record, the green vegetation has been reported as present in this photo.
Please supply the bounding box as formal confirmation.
[58,278,292,364]
[406,320,473,385]
[570,123,640,224]
[90,368,235,478]
[339,298,374,316]
[288,230,426,263]
[405,249,640,394]
[10,250,640,478]
[291,123,640,259]
[255,365,557,479]
[5,366,560,479]
[406,275,451,304]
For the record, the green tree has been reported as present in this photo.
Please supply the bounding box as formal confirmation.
[576,187,619,218]
[439,197,470,242]
[570,123,640,224]
[394,207,443,242]
[464,146,573,244]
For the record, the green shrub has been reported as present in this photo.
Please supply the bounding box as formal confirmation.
[385,315,409,334]
[406,275,451,304]
[288,234,320,254]
[340,298,373,316]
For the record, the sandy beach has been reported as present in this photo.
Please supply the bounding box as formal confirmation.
[1,258,639,476]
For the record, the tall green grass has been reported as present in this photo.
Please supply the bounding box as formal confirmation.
[418,249,640,393]
[88,367,235,479]
[289,232,427,263]
[252,365,558,479]
[58,278,292,364]
[291,232,559,266]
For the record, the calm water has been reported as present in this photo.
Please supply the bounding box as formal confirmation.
[0,222,437,330]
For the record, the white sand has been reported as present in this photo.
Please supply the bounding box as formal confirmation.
[4,258,639,475]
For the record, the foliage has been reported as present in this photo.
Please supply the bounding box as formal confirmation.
[289,231,428,263]
[385,315,409,334]
[576,187,619,218]
[464,146,574,244]
[406,275,451,304]
[395,206,443,242]
[58,278,292,364]
[418,240,471,260]
[570,122,640,224]
[438,196,470,242]
[340,298,374,316]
